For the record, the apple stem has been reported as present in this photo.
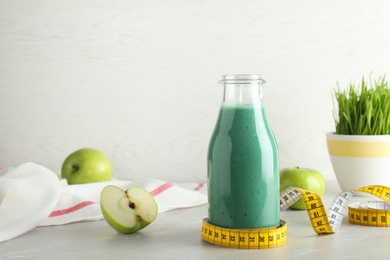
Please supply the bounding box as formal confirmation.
[72,164,80,172]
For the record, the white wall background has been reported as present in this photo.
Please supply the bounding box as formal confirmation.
[1,0,390,182]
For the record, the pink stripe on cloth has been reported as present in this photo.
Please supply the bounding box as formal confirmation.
[194,183,204,191]
[49,201,96,217]
[149,183,173,197]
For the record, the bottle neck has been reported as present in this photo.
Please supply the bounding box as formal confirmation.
[222,83,263,106]
[219,74,265,106]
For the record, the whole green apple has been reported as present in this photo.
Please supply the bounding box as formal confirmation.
[100,185,158,234]
[280,167,325,210]
[61,148,113,185]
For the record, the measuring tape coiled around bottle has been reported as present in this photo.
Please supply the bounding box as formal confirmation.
[201,185,390,249]
[201,219,287,249]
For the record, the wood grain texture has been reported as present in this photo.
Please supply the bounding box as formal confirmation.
[1,0,390,182]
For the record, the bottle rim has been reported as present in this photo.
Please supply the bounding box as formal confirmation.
[218,74,266,84]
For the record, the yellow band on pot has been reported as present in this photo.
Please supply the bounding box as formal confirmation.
[327,140,390,157]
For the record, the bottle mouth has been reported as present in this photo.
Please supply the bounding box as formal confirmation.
[218,74,266,84]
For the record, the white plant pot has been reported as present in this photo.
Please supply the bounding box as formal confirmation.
[326,132,390,192]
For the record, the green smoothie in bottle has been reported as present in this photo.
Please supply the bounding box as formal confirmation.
[207,74,279,229]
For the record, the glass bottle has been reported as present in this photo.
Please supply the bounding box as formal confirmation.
[207,74,279,229]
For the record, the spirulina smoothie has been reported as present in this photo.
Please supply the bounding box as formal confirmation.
[207,103,279,229]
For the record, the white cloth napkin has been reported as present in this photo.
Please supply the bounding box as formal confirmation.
[0,162,207,243]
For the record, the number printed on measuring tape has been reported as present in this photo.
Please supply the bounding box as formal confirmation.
[202,185,390,249]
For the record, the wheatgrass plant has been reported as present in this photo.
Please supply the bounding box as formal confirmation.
[333,75,390,135]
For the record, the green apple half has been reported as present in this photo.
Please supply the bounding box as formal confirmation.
[280,167,325,210]
[100,185,158,234]
[61,148,113,185]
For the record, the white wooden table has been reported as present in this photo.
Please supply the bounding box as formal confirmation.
[1,180,389,259]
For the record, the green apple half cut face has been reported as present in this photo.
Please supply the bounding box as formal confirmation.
[100,185,158,234]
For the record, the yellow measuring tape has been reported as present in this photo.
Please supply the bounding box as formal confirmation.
[201,185,390,249]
